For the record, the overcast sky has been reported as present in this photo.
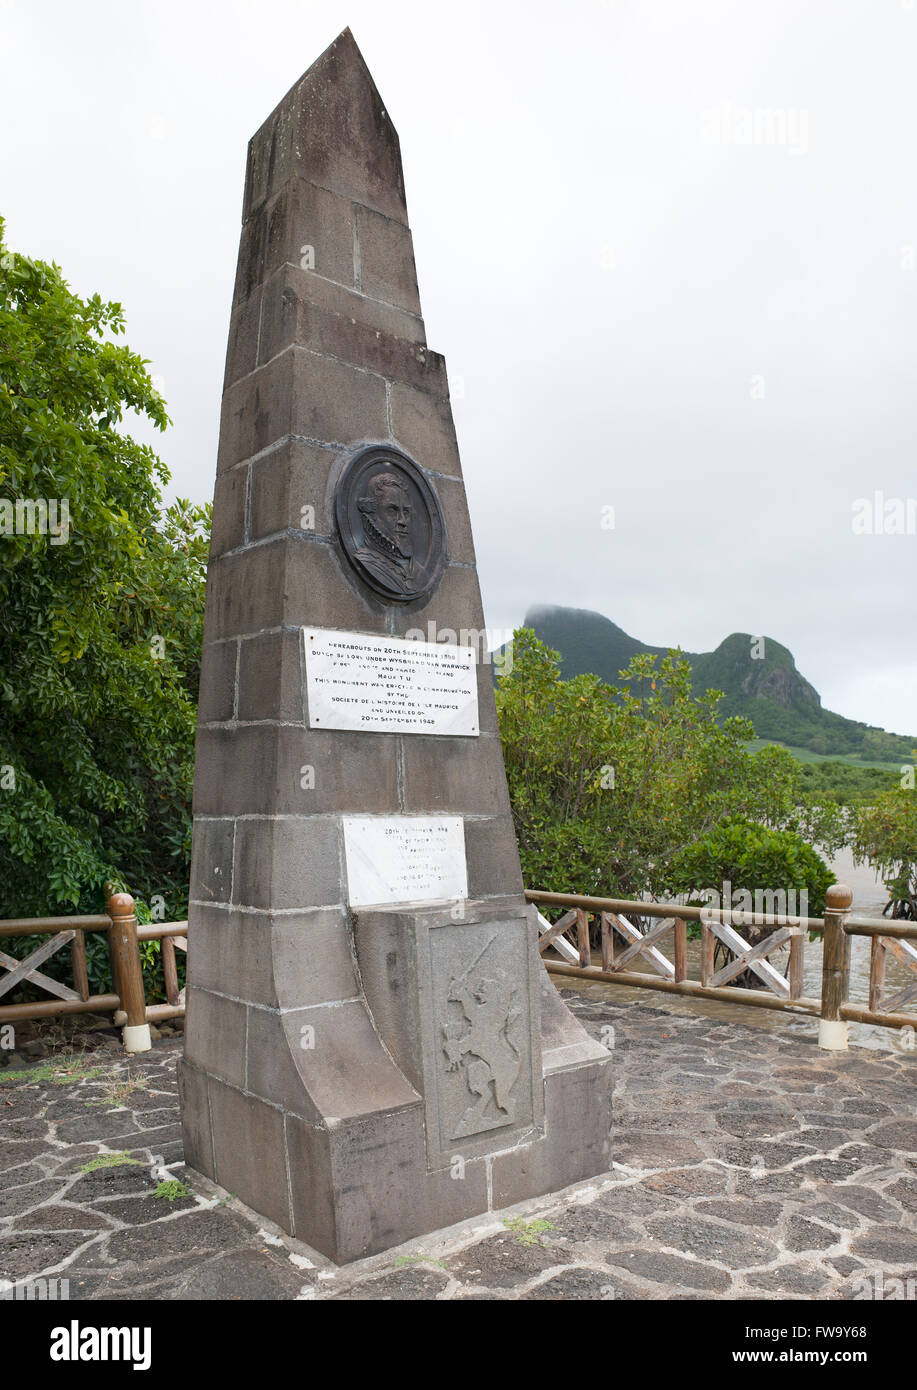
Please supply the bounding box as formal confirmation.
[2,0,915,736]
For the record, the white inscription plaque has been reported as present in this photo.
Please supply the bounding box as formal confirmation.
[303,627,478,736]
[342,816,468,907]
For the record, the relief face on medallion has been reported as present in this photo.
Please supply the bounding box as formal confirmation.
[335,445,446,603]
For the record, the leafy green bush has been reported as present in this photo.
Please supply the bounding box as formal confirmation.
[0,220,204,1002]
[668,819,835,920]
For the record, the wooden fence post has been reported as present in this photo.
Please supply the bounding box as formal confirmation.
[819,884,853,1050]
[106,892,151,1053]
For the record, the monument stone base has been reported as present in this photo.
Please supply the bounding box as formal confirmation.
[180,900,611,1265]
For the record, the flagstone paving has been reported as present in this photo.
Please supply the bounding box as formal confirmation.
[1,989,915,1300]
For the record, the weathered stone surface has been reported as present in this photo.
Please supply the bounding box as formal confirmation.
[182,27,612,1262]
[4,1000,917,1298]
[258,267,440,392]
[232,815,343,911]
[188,817,234,904]
[746,1265,829,1295]
[446,1231,560,1289]
[356,205,422,314]
[606,1247,731,1293]
[248,440,337,544]
[243,29,409,225]
[331,1266,449,1300]
[197,640,238,724]
[234,179,358,311]
[183,989,246,1090]
[784,1216,841,1253]
[209,464,248,556]
[390,381,463,478]
[850,1225,917,1263]
[645,1214,779,1269]
[522,1267,640,1300]
[207,1080,290,1230]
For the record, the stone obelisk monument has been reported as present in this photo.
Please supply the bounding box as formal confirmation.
[180,29,612,1263]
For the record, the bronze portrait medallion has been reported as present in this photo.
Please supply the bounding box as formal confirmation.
[334,444,446,603]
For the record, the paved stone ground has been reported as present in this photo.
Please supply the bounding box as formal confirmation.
[2,988,916,1300]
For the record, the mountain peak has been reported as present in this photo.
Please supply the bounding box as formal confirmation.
[518,604,912,761]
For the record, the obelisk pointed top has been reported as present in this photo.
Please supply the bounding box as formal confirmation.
[244,27,408,225]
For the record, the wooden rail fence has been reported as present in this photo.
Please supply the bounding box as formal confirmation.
[0,892,186,1054]
[528,884,917,1050]
[3,883,915,1055]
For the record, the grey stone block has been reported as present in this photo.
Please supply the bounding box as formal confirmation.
[271,725,400,815]
[203,539,289,641]
[490,1058,614,1211]
[421,1156,490,1233]
[206,535,392,642]
[243,30,409,226]
[207,1077,291,1229]
[188,817,235,904]
[183,987,247,1090]
[237,628,304,724]
[434,473,476,565]
[284,536,390,631]
[197,641,238,725]
[232,815,342,911]
[223,292,262,390]
[245,1007,320,1118]
[195,724,399,817]
[464,816,525,898]
[285,1114,336,1256]
[264,261,425,342]
[218,346,389,474]
[282,1000,421,1122]
[271,908,359,1009]
[325,1107,427,1263]
[177,1060,215,1180]
[538,964,612,1070]
[331,1109,428,1262]
[184,904,276,1007]
[390,381,462,478]
[401,732,513,817]
[249,440,336,542]
[258,267,442,394]
[193,725,276,817]
[209,465,248,557]
[356,205,422,315]
[234,177,356,309]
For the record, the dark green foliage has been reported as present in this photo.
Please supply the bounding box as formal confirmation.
[496,629,845,905]
[0,220,204,1001]
[853,788,917,917]
[797,759,900,804]
[668,819,836,919]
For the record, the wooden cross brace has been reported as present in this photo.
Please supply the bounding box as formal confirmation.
[706,919,796,997]
[0,931,81,1002]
